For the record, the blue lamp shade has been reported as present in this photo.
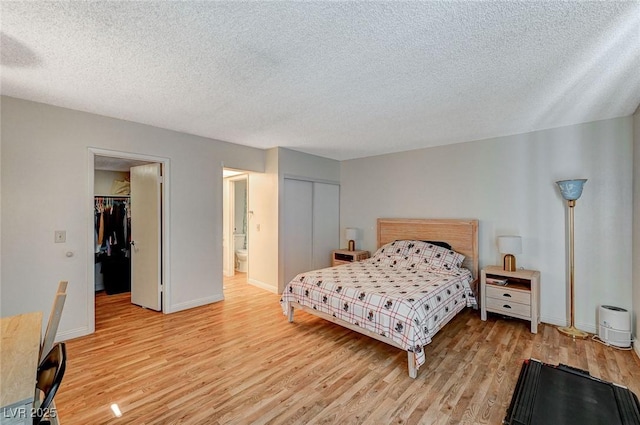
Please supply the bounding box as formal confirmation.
[556,179,587,201]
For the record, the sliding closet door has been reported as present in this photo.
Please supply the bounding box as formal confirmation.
[283,178,339,285]
[312,182,339,270]
[283,179,313,284]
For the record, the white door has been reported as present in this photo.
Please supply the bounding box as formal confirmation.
[283,179,340,285]
[130,163,162,310]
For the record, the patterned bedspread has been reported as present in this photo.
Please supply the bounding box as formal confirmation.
[280,256,476,369]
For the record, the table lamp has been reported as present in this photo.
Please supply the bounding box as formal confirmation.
[345,228,357,251]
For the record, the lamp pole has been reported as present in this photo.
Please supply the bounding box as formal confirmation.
[557,185,588,339]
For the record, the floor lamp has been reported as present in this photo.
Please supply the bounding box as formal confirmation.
[556,179,588,339]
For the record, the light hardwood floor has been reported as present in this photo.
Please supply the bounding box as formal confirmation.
[55,274,640,424]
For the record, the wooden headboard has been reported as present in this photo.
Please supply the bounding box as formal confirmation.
[377,218,479,281]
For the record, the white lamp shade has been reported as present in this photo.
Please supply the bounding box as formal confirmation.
[498,236,522,255]
[345,228,357,240]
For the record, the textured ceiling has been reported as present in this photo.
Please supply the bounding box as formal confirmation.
[1,2,639,161]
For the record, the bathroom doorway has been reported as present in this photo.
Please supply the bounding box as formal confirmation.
[223,170,249,278]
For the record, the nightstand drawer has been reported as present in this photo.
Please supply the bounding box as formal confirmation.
[481,266,540,334]
[331,249,370,267]
[486,298,531,317]
[486,286,530,305]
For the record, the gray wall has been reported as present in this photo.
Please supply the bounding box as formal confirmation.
[3,94,637,345]
[340,117,634,332]
[1,96,265,339]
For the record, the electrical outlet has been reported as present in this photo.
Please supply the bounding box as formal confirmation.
[54,230,66,243]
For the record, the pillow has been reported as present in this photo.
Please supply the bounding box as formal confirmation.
[395,254,467,276]
[372,239,465,273]
[376,239,451,251]
[419,244,465,273]
[421,240,452,250]
[372,240,419,258]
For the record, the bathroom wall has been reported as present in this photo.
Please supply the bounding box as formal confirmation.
[233,179,247,238]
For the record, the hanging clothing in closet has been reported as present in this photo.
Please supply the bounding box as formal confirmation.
[95,197,131,294]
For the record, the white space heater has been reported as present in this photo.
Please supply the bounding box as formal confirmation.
[598,305,631,348]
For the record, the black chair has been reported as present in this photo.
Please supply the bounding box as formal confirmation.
[33,342,67,425]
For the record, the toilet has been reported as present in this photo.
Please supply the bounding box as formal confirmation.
[234,234,248,272]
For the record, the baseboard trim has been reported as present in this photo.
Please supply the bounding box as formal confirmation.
[575,321,597,334]
[57,325,92,342]
[540,315,566,328]
[247,278,278,293]
[540,315,597,334]
[168,294,224,313]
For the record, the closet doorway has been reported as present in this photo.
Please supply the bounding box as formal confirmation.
[88,148,170,334]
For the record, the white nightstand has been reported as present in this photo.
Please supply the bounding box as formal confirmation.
[331,249,370,267]
[480,265,540,333]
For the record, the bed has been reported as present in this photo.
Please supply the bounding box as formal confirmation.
[281,218,479,378]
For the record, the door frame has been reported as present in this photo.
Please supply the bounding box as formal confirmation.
[87,148,171,333]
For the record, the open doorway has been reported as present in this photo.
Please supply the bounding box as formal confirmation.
[223,169,249,280]
[87,148,170,334]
